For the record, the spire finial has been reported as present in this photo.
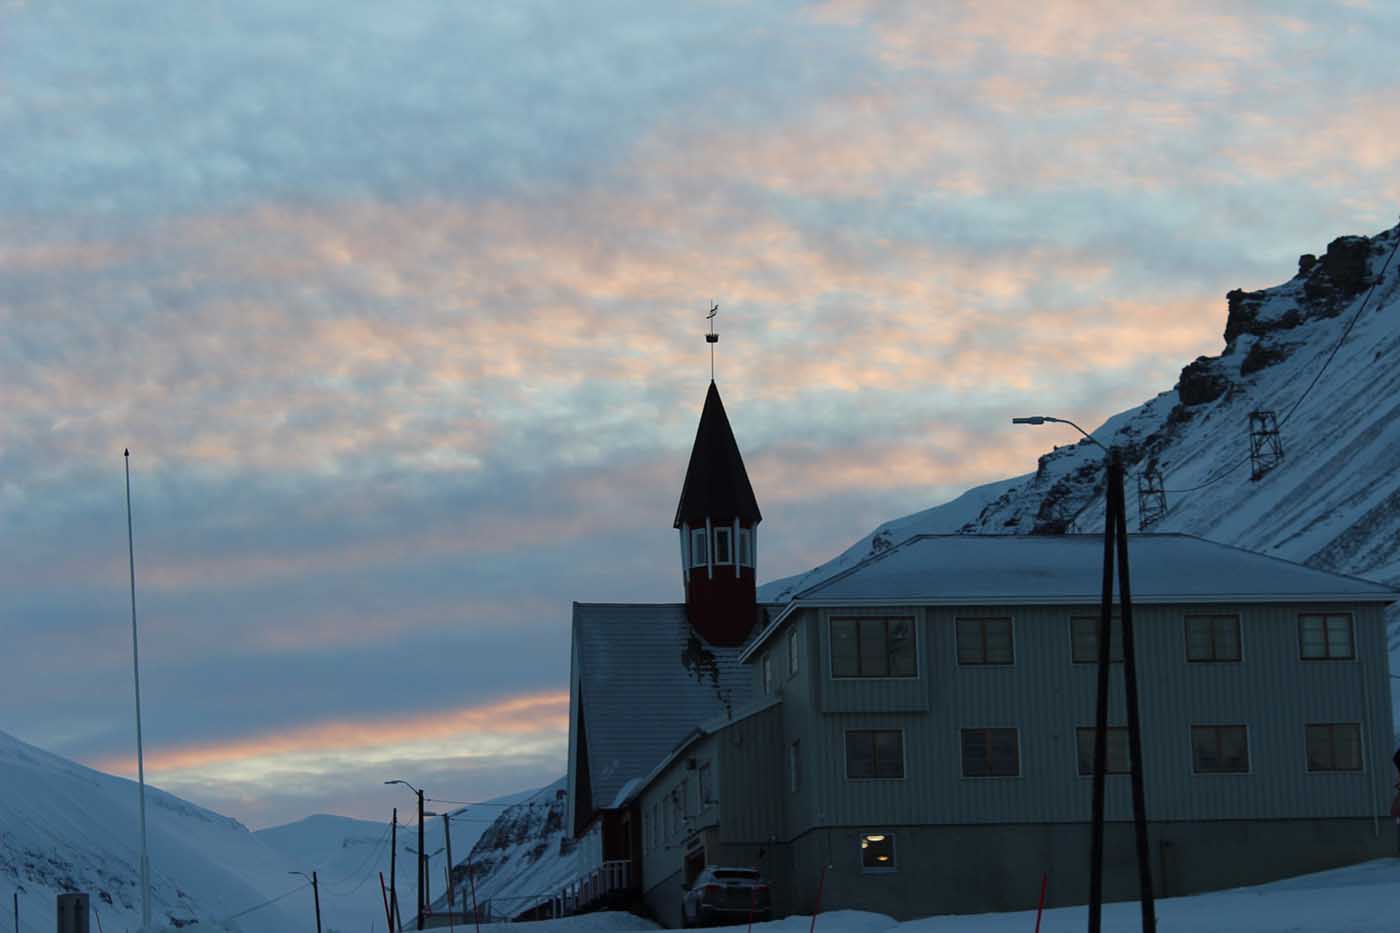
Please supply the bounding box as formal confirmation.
[705,301,719,381]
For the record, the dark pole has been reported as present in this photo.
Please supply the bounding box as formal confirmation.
[312,871,323,933]
[444,813,455,917]
[417,789,426,930]
[390,808,398,933]
[1112,453,1157,933]
[1088,449,1116,933]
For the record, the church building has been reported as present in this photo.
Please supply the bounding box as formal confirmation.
[564,372,1398,927]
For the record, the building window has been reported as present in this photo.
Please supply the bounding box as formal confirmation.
[690,528,708,568]
[763,654,774,695]
[714,526,733,565]
[846,730,904,780]
[860,833,896,872]
[1299,614,1355,660]
[1306,723,1363,772]
[1070,616,1123,663]
[1186,614,1241,662]
[1076,727,1131,774]
[698,762,715,804]
[789,740,801,793]
[739,528,753,567]
[668,789,682,835]
[830,617,917,678]
[788,628,800,677]
[961,728,1020,777]
[1191,725,1249,773]
[956,618,1014,665]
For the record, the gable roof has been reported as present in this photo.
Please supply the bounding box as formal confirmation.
[741,533,1396,661]
[569,602,760,833]
[673,381,762,528]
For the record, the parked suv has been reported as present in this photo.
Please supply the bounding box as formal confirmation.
[681,866,772,927]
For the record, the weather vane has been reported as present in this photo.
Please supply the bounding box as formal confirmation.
[706,301,719,380]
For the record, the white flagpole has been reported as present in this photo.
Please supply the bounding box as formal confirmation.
[125,449,152,930]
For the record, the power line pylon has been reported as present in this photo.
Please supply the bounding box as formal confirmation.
[1248,410,1284,480]
[1136,467,1168,529]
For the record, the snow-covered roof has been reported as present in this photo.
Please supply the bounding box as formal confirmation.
[570,603,762,826]
[742,534,1396,661]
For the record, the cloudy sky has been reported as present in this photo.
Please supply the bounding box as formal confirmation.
[3,0,1397,829]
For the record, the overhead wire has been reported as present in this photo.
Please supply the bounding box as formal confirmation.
[221,881,309,922]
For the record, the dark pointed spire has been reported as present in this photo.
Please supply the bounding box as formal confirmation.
[673,381,762,529]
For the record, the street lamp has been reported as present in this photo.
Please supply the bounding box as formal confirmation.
[288,872,322,933]
[1013,415,1156,933]
[386,780,427,930]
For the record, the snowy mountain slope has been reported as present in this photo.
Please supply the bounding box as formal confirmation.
[258,790,534,932]
[432,776,574,921]
[0,729,302,933]
[760,223,1400,712]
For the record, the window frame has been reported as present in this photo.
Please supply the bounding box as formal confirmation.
[698,761,715,804]
[787,628,800,677]
[1304,722,1364,773]
[713,526,734,565]
[1075,726,1131,775]
[1184,613,1243,663]
[959,727,1021,778]
[844,729,906,781]
[859,832,897,873]
[829,616,919,679]
[738,527,753,567]
[1298,613,1356,661]
[689,528,708,569]
[762,653,774,696]
[956,617,1016,666]
[1190,724,1251,774]
[1070,615,1123,664]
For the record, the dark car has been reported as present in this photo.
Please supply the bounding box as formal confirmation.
[681,866,772,927]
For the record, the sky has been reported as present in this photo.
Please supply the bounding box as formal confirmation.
[2,0,1398,830]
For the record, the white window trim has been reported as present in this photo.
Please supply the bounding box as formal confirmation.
[788,628,800,678]
[859,831,897,874]
[1303,721,1366,773]
[1189,723,1253,775]
[958,726,1023,780]
[1184,613,1245,663]
[704,517,713,579]
[689,527,707,569]
[954,616,1017,667]
[762,654,773,696]
[1297,612,1357,661]
[828,616,920,680]
[843,728,907,782]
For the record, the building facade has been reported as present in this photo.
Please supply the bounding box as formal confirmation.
[567,383,1398,925]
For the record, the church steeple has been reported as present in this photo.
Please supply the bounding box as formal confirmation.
[675,380,761,646]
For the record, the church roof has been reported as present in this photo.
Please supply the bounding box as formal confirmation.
[568,602,762,830]
[673,381,762,529]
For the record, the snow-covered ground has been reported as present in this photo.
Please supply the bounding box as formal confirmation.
[453,859,1400,933]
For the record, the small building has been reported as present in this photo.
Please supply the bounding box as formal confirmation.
[565,379,1398,925]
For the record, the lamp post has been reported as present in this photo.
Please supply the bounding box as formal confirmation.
[386,780,427,930]
[289,872,322,933]
[408,846,445,908]
[1013,416,1156,933]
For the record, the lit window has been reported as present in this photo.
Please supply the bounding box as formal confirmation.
[1306,723,1362,771]
[830,618,917,678]
[738,528,753,566]
[1191,725,1249,773]
[957,618,1014,665]
[961,728,1020,777]
[1070,617,1123,663]
[1299,614,1354,660]
[1075,727,1131,774]
[690,529,708,568]
[714,526,733,565]
[860,833,896,872]
[845,730,904,779]
[788,629,800,676]
[1186,615,1241,661]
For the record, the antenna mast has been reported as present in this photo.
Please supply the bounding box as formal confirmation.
[705,302,719,380]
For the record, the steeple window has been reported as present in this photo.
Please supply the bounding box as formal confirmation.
[714,526,734,565]
[739,528,753,567]
[690,528,708,568]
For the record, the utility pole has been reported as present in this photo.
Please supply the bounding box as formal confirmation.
[389,808,398,933]
[312,871,322,933]
[124,449,153,932]
[443,813,455,926]
[417,788,425,930]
